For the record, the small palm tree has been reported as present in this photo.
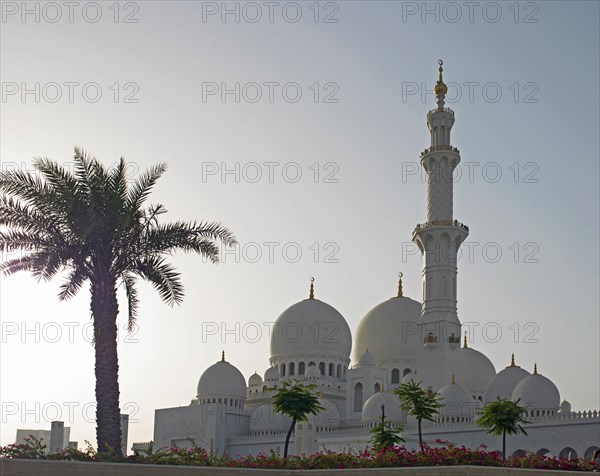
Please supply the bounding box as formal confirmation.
[270,380,324,460]
[0,148,236,456]
[369,404,405,451]
[394,380,441,451]
[476,397,529,459]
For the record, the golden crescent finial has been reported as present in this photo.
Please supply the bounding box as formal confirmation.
[397,272,404,298]
[451,374,456,384]
[510,353,516,367]
[309,277,315,299]
[221,350,225,362]
[533,363,538,375]
[463,331,468,348]
[435,59,448,97]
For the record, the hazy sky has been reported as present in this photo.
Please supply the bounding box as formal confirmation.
[1,1,598,449]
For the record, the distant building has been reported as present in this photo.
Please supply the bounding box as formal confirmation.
[16,423,71,454]
[49,421,65,454]
[120,414,129,456]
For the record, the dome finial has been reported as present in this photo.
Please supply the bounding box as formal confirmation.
[221,350,226,362]
[309,277,315,299]
[397,272,404,297]
[533,363,538,375]
[510,353,516,367]
[451,373,456,384]
[434,59,448,103]
[463,331,468,348]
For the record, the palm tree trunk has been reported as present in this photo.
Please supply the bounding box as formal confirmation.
[502,430,506,460]
[283,416,297,461]
[91,269,123,457]
[418,418,423,451]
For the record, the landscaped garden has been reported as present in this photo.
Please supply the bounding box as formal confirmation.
[1,437,597,472]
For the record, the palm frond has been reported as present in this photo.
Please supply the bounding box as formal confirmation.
[0,229,51,253]
[125,163,167,211]
[0,195,59,236]
[134,257,184,306]
[58,267,89,301]
[122,273,139,332]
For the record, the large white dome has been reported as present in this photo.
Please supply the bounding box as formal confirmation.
[270,298,352,359]
[456,345,496,395]
[197,355,247,398]
[484,356,530,403]
[512,366,560,412]
[362,392,405,423]
[353,295,421,364]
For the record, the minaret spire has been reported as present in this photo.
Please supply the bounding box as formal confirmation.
[397,272,404,297]
[434,59,448,110]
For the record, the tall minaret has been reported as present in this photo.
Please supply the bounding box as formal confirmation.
[412,61,468,388]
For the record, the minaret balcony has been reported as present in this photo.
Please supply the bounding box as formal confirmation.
[423,333,438,348]
[428,106,454,116]
[420,145,460,157]
[412,220,469,236]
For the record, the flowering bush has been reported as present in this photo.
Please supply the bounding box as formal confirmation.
[0,437,596,472]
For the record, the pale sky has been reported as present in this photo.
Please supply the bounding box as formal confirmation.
[1,1,598,449]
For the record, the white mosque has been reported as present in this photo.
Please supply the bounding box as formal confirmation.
[142,62,599,460]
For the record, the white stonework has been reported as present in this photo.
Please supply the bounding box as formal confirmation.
[144,64,600,461]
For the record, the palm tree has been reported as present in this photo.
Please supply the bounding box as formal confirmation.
[394,380,441,451]
[369,404,405,451]
[270,380,324,460]
[0,148,236,456]
[476,397,529,459]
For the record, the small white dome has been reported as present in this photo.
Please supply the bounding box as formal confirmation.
[197,355,247,399]
[357,349,376,367]
[512,366,560,411]
[362,392,405,423]
[559,400,571,413]
[249,404,291,433]
[305,364,321,379]
[264,366,280,382]
[439,379,479,418]
[270,298,352,360]
[353,296,421,364]
[248,372,263,387]
[456,346,496,395]
[484,357,530,403]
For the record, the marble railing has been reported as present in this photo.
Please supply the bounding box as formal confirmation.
[428,107,454,115]
[413,220,469,234]
[420,145,460,156]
